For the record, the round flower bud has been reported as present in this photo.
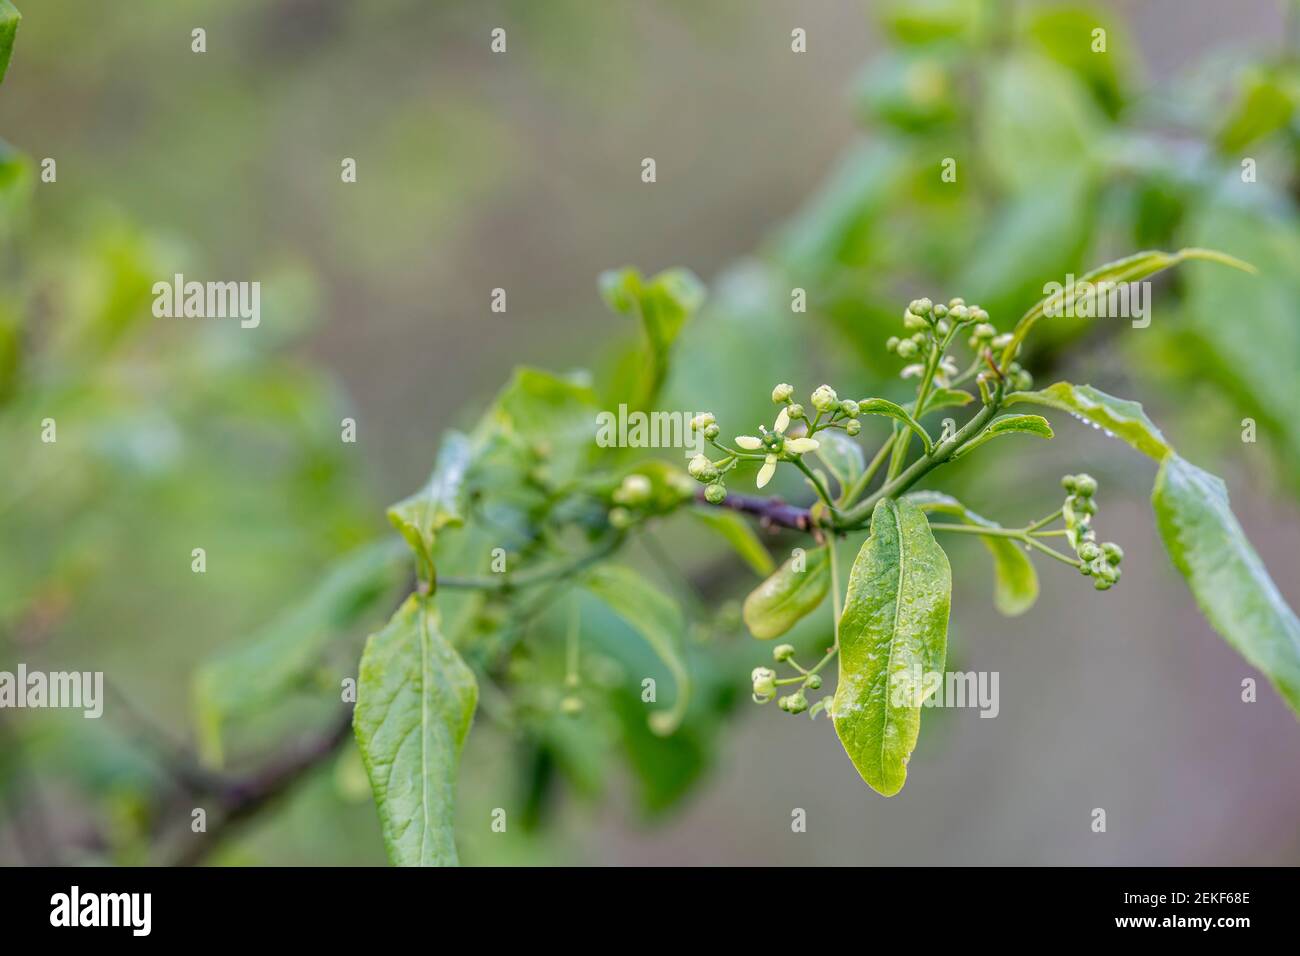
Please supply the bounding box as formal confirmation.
[1078,542,1101,562]
[776,694,791,712]
[839,399,860,417]
[784,691,809,715]
[811,385,839,412]
[805,674,823,690]
[949,305,970,321]
[772,383,795,404]
[690,412,716,433]
[1061,474,1077,492]
[903,311,929,332]
[948,297,966,309]
[846,419,861,436]
[1093,577,1112,591]
[1079,561,1092,576]
[1075,496,1096,516]
[991,333,1014,349]
[687,454,718,482]
[613,473,653,505]
[1073,474,1097,497]
[703,423,720,440]
[933,303,949,319]
[608,507,632,529]
[752,667,778,698]
[704,482,727,505]
[773,644,796,662]
[787,403,805,420]
[896,339,918,358]
[970,307,989,322]
[1102,542,1124,565]
[974,322,996,340]
[911,297,933,316]
[886,335,901,352]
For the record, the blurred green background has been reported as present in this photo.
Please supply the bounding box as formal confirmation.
[1,0,1298,865]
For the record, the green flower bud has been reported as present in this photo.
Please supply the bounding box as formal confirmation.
[903,311,929,332]
[911,332,927,345]
[846,419,861,436]
[703,422,720,440]
[948,297,966,309]
[1074,474,1097,497]
[949,305,970,321]
[805,674,823,690]
[752,666,778,699]
[773,644,796,662]
[1079,561,1092,576]
[1102,542,1124,565]
[688,454,718,482]
[970,307,989,322]
[974,322,996,340]
[689,412,716,433]
[1093,577,1112,591]
[991,333,1014,349]
[559,695,584,715]
[896,339,918,358]
[933,303,949,318]
[1074,496,1097,516]
[784,691,809,715]
[1061,474,1077,493]
[1078,542,1101,562]
[839,399,860,417]
[811,384,839,412]
[772,383,795,404]
[704,482,727,505]
[886,335,901,352]
[613,473,653,505]
[936,319,950,336]
[787,403,805,420]
[608,507,632,529]
[777,694,791,712]
[911,297,933,316]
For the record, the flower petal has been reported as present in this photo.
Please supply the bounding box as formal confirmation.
[735,435,763,451]
[756,455,777,489]
[784,437,819,454]
[774,407,790,434]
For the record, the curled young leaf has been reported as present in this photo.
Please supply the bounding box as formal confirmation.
[832,498,951,796]
[354,596,479,866]
[742,544,831,640]
[951,413,1053,459]
[907,491,1038,617]
[387,431,473,585]
[1153,454,1300,717]
[1005,381,1172,460]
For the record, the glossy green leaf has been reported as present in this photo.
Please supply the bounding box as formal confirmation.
[908,491,1038,617]
[999,247,1256,370]
[1006,381,1172,461]
[952,413,1053,459]
[0,2,19,85]
[486,366,599,483]
[742,545,830,640]
[582,564,690,735]
[815,428,867,490]
[832,498,951,796]
[193,538,409,765]
[1152,454,1300,716]
[690,508,775,577]
[859,397,933,454]
[354,595,478,866]
[387,431,472,584]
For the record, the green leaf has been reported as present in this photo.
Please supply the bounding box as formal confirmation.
[485,366,599,483]
[1005,381,1172,461]
[0,2,19,85]
[599,266,704,409]
[907,491,1038,617]
[582,564,691,735]
[354,595,479,866]
[193,539,409,765]
[952,413,1053,459]
[1152,454,1300,716]
[387,431,472,584]
[858,397,933,454]
[999,247,1256,370]
[815,428,866,490]
[690,508,775,577]
[832,498,951,796]
[919,387,974,415]
[741,545,831,640]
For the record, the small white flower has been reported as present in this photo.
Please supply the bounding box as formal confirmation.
[735,408,819,490]
[756,453,778,488]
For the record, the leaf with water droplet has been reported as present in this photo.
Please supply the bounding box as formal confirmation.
[1005,382,1172,460]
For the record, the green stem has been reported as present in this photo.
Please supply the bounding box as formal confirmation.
[842,434,894,506]
[794,457,837,514]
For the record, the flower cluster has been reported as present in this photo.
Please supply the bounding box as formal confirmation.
[1062,473,1124,590]
[752,642,830,717]
[886,296,1033,393]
